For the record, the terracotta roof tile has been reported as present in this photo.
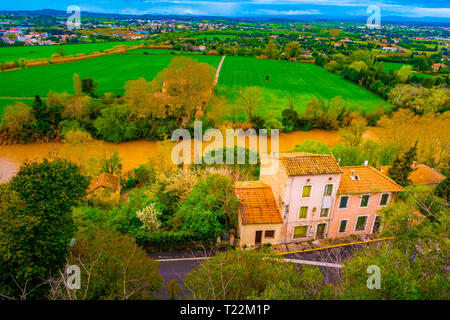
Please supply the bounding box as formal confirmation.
[338,166,403,194]
[88,172,120,193]
[380,164,445,186]
[280,153,342,176]
[234,181,283,225]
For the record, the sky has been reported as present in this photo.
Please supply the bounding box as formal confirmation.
[6,1,450,19]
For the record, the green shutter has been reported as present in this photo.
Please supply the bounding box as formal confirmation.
[339,220,348,233]
[299,206,308,219]
[294,226,307,238]
[302,186,311,197]
[339,196,348,208]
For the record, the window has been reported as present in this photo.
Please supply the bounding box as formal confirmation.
[302,185,312,198]
[339,195,349,209]
[293,226,308,238]
[379,193,389,206]
[299,206,308,219]
[355,216,368,231]
[360,194,370,207]
[265,230,275,239]
[339,220,348,233]
[320,208,329,217]
[324,184,333,196]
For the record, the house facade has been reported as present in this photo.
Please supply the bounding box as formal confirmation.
[235,153,404,247]
[234,181,283,247]
[260,153,343,243]
[328,166,403,239]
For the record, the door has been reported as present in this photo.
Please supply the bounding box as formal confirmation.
[255,231,263,245]
[372,216,382,234]
[316,224,326,239]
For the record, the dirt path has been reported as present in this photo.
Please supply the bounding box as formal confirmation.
[213,55,226,86]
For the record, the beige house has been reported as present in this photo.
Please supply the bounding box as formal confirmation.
[234,181,283,247]
[260,153,343,243]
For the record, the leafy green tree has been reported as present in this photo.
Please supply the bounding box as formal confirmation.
[177,174,239,241]
[94,105,137,143]
[388,142,418,186]
[31,95,63,139]
[184,250,330,300]
[57,227,163,300]
[99,150,123,176]
[292,139,332,154]
[81,78,98,97]
[0,159,89,299]
[315,54,326,67]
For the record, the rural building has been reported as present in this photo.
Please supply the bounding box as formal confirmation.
[379,163,446,186]
[235,153,413,247]
[234,181,283,247]
[260,153,343,243]
[328,166,403,239]
[87,172,121,202]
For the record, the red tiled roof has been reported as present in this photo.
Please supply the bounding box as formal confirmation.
[88,172,120,193]
[338,166,403,194]
[234,181,283,225]
[380,164,445,186]
[280,153,342,176]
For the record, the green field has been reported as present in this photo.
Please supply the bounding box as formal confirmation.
[216,57,387,118]
[382,62,430,78]
[0,40,145,63]
[0,54,222,98]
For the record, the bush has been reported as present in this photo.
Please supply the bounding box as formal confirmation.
[132,229,197,248]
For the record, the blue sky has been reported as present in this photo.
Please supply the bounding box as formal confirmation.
[7,1,450,18]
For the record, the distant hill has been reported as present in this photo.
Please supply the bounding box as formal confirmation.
[1,9,449,25]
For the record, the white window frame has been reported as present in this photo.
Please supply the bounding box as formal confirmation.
[359,194,371,208]
[301,185,313,199]
[378,193,390,207]
[338,219,349,233]
[354,215,369,232]
[292,225,309,239]
[338,195,349,210]
[323,183,334,196]
[298,206,308,220]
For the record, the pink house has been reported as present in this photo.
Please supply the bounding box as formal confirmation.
[329,166,403,239]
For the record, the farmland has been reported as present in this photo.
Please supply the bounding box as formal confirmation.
[0,40,145,63]
[216,56,387,118]
[0,53,222,98]
[383,62,430,78]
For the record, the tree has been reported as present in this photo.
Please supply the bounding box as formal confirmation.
[31,94,63,140]
[388,142,418,186]
[396,65,413,82]
[73,73,82,96]
[264,39,277,59]
[81,78,98,97]
[339,118,367,147]
[94,105,137,143]
[156,56,216,120]
[136,203,162,232]
[184,250,330,300]
[50,227,163,300]
[0,102,36,143]
[315,54,326,67]
[0,159,89,299]
[238,86,263,121]
[292,139,332,154]
[99,150,123,176]
[176,174,239,241]
[284,41,301,59]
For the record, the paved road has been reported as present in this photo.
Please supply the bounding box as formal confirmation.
[150,241,370,297]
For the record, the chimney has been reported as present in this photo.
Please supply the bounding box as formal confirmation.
[351,170,355,176]
[364,160,368,167]
[412,161,417,167]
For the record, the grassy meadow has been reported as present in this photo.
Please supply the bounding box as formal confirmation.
[382,62,430,78]
[0,54,222,98]
[0,40,145,63]
[216,56,387,119]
